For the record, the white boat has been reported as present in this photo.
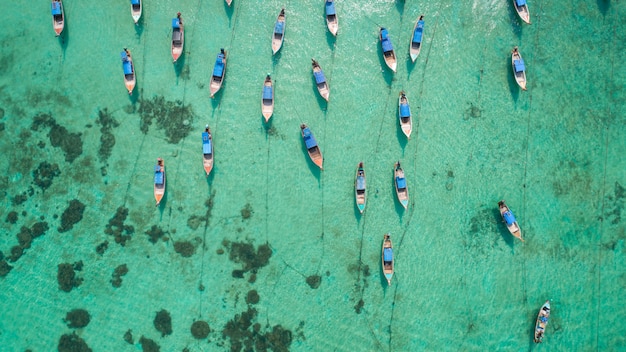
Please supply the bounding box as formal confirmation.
[202,125,214,177]
[51,0,64,36]
[394,161,409,209]
[272,9,285,55]
[210,49,227,98]
[380,27,397,72]
[130,0,142,24]
[382,234,394,285]
[355,162,366,214]
[511,46,527,90]
[534,300,550,343]
[172,13,184,62]
[312,59,330,102]
[121,49,136,95]
[498,200,523,241]
[512,0,531,24]
[261,75,274,122]
[409,15,424,62]
[325,0,338,36]
[398,91,412,139]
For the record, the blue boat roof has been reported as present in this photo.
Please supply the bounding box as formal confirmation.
[383,247,393,262]
[400,104,411,118]
[325,1,336,15]
[122,53,133,75]
[314,71,326,84]
[356,176,365,191]
[172,18,180,29]
[516,0,526,6]
[413,23,424,43]
[274,21,285,34]
[202,136,212,154]
[263,86,273,100]
[131,0,140,5]
[503,211,516,225]
[396,177,406,189]
[51,2,62,15]
[382,37,394,53]
[154,169,164,185]
[120,51,128,60]
[303,128,318,149]
[213,54,225,77]
[514,59,525,73]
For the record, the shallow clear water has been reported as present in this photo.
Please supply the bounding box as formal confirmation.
[0,0,624,351]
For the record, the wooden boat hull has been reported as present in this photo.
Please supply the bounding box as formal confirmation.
[202,129,214,177]
[382,234,394,285]
[325,0,338,36]
[272,9,285,55]
[122,50,136,95]
[172,16,184,62]
[301,124,323,170]
[355,163,366,214]
[52,0,65,36]
[131,0,142,24]
[513,0,531,24]
[534,300,550,343]
[410,16,424,62]
[210,50,227,98]
[154,159,165,206]
[312,59,330,101]
[261,75,274,122]
[498,200,523,241]
[380,28,397,72]
[394,162,409,209]
[512,48,527,90]
[398,92,412,139]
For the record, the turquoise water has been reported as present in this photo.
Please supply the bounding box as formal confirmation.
[0,0,624,350]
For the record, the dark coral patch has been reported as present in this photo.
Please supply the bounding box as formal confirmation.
[58,332,92,352]
[123,329,134,344]
[32,161,61,192]
[64,308,91,328]
[241,203,253,220]
[0,259,12,277]
[154,309,172,337]
[139,336,160,352]
[146,225,166,244]
[105,206,134,246]
[306,275,322,289]
[57,263,83,292]
[111,264,129,288]
[190,320,210,339]
[96,241,109,255]
[6,211,18,224]
[138,96,194,144]
[95,108,120,162]
[50,124,83,163]
[354,299,365,314]
[58,199,86,233]
[174,241,196,257]
[225,241,272,272]
[222,307,293,352]
[246,290,260,305]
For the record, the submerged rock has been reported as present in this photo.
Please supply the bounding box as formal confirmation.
[64,308,90,328]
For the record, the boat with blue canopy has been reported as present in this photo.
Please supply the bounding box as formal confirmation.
[355,162,366,214]
[272,9,286,55]
[394,161,409,209]
[121,49,136,95]
[380,27,397,72]
[300,124,323,169]
[325,0,338,36]
[130,0,142,24]
[51,0,65,36]
[512,0,530,24]
[171,13,184,62]
[410,15,424,62]
[498,200,523,241]
[398,91,412,139]
[511,46,527,90]
[382,234,394,285]
[210,49,227,98]
[154,158,166,206]
[311,59,330,101]
[202,125,214,177]
[534,301,550,343]
[261,75,274,122]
